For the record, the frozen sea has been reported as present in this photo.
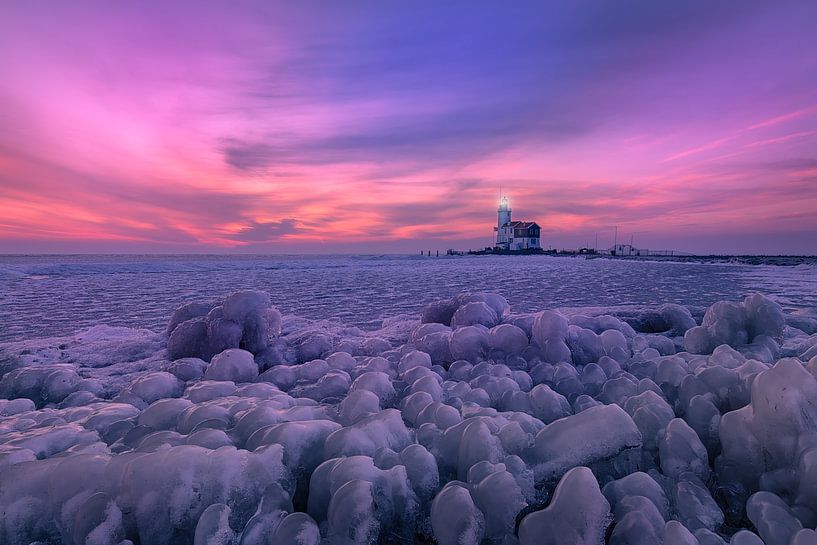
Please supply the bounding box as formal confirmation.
[3,253,817,545]
[1,254,816,341]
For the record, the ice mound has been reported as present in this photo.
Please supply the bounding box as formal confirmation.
[519,466,612,545]
[167,290,282,361]
[4,289,817,544]
[684,293,785,356]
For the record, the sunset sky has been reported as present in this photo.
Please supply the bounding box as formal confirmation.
[1,1,816,254]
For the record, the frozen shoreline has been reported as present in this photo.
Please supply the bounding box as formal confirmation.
[2,286,817,544]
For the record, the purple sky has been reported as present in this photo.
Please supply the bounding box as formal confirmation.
[1,1,816,254]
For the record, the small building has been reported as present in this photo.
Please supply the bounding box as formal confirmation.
[494,196,541,250]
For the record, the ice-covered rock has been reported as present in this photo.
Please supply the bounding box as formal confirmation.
[529,404,642,483]
[684,294,784,355]
[518,466,611,545]
[449,325,490,363]
[167,291,281,361]
[204,349,259,383]
[431,483,485,545]
[659,418,710,481]
[451,301,499,329]
[746,491,803,545]
[2,288,813,544]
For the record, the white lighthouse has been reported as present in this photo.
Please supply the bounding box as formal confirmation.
[498,196,511,234]
[494,194,542,250]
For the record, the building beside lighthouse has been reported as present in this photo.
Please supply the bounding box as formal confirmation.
[494,195,542,250]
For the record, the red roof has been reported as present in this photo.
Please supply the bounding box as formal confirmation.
[502,221,540,229]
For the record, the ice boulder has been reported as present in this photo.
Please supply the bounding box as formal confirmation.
[167,290,281,361]
[663,520,700,545]
[672,479,723,532]
[398,350,432,375]
[602,472,669,519]
[167,301,213,336]
[325,479,379,545]
[128,371,184,403]
[719,357,817,496]
[659,418,710,481]
[449,326,489,363]
[451,301,499,329]
[269,512,319,545]
[421,299,460,326]
[684,294,784,355]
[609,494,666,545]
[746,491,803,545]
[566,326,604,365]
[431,483,485,545]
[166,358,208,382]
[323,409,412,458]
[470,465,527,538]
[518,466,612,545]
[204,349,258,383]
[532,310,572,363]
[193,503,237,545]
[529,404,642,483]
[488,324,529,356]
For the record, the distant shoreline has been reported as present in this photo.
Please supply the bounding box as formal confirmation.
[455,252,817,266]
[1,252,816,267]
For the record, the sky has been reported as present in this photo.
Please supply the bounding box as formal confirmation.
[1,1,816,255]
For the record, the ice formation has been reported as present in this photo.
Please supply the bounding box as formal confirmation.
[2,288,817,544]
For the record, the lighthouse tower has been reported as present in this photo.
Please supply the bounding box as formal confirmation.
[496,195,512,247]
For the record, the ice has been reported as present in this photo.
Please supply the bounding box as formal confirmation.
[531,310,573,363]
[268,512,319,545]
[602,471,670,519]
[167,358,209,381]
[488,323,529,357]
[672,479,724,532]
[659,418,710,481]
[451,301,499,329]
[609,494,665,545]
[528,384,572,423]
[664,520,700,545]
[348,371,396,407]
[685,294,785,355]
[128,371,184,403]
[430,483,484,545]
[323,408,411,458]
[194,503,237,545]
[325,479,378,544]
[567,325,604,365]
[729,530,764,545]
[470,464,527,538]
[397,350,432,375]
[529,404,642,483]
[4,282,817,544]
[519,466,612,545]
[746,491,803,545]
[449,325,490,362]
[167,290,281,361]
[204,349,259,383]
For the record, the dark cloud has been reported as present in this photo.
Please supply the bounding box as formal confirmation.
[228,218,302,242]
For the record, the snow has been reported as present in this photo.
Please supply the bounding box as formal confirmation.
[2,255,817,544]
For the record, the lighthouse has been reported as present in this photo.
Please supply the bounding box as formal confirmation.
[497,195,511,233]
[494,194,542,251]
